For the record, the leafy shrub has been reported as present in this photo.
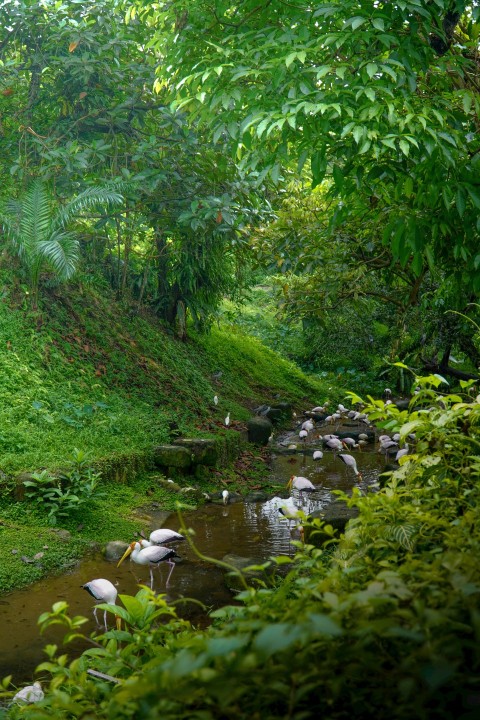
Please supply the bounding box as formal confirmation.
[23,449,102,525]
[6,382,480,718]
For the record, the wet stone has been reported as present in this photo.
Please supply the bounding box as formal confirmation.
[307,501,359,547]
[105,541,130,562]
[50,529,71,541]
[244,490,270,503]
[264,408,284,425]
[222,553,264,592]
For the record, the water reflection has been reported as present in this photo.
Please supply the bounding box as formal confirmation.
[0,446,384,684]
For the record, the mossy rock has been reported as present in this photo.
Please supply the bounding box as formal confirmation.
[307,501,359,547]
[173,438,218,466]
[247,417,273,445]
[152,444,193,469]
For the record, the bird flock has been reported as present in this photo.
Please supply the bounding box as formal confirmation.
[276,393,413,526]
[81,528,185,631]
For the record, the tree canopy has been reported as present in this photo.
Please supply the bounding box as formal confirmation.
[140,1,480,295]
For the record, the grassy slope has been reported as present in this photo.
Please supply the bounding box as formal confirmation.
[0,278,337,474]
[0,275,339,591]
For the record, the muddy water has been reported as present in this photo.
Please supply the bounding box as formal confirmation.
[1,445,385,684]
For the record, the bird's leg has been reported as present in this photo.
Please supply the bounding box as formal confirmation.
[165,560,175,587]
[93,607,99,625]
[149,567,154,589]
[104,610,108,631]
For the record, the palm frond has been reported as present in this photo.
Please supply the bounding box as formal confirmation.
[20,181,52,251]
[37,231,80,280]
[55,186,124,229]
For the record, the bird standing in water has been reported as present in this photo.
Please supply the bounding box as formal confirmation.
[222,489,230,504]
[118,541,178,589]
[82,578,118,630]
[287,475,316,492]
[339,453,362,479]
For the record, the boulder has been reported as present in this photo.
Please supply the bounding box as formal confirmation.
[271,401,292,419]
[173,438,218,466]
[222,553,264,592]
[152,444,193,469]
[244,490,270,503]
[264,408,284,424]
[104,541,129,562]
[247,416,273,445]
[307,501,359,546]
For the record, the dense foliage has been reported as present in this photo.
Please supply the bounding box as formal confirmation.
[132,0,480,378]
[3,386,479,718]
[0,0,275,332]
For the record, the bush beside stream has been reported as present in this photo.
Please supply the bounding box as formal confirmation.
[4,390,479,718]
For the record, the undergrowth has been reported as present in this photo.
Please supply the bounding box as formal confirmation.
[5,386,479,718]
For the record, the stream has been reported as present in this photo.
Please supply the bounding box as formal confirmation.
[1,439,386,685]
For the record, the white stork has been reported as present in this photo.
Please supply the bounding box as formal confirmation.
[82,578,118,630]
[12,682,44,704]
[118,541,178,588]
[339,453,362,479]
[287,475,316,492]
[143,528,185,546]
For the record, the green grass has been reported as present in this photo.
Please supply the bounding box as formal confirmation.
[0,273,337,591]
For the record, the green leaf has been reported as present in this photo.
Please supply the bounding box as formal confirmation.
[456,187,466,218]
[372,17,385,31]
[404,177,414,198]
[366,63,378,78]
[351,16,367,31]
[254,623,302,657]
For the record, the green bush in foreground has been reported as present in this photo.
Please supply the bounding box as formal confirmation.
[3,383,480,719]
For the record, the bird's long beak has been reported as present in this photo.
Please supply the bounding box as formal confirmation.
[287,476,293,490]
[117,544,133,567]
[115,615,122,631]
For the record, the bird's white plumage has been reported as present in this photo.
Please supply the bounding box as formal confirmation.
[82,578,117,604]
[339,453,362,477]
[82,578,118,630]
[289,475,316,491]
[118,541,177,588]
[13,682,44,704]
[313,450,323,460]
[148,528,184,545]
[278,497,303,521]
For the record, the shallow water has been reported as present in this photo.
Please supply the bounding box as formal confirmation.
[0,443,385,684]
